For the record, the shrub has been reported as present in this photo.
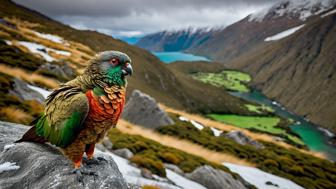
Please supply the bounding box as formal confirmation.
[130,155,166,177]
[159,152,182,165]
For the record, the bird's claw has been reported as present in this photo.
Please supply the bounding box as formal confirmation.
[72,168,98,182]
[85,156,107,165]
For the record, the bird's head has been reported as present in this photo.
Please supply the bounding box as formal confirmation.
[86,51,133,87]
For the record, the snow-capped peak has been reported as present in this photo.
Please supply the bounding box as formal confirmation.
[249,0,336,22]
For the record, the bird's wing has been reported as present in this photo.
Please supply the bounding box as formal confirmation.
[36,86,89,148]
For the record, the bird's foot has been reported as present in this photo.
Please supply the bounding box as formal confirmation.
[72,167,98,182]
[85,156,107,166]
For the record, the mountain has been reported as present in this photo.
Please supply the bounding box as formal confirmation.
[0,0,250,116]
[137,0,336,62]
[136,27,220,53]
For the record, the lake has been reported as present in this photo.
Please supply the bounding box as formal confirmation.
[153,51,209,63]
[230,90,336,160]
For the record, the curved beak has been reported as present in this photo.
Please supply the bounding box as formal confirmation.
[122,63,133,76]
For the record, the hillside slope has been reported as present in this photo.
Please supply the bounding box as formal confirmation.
[226,13,336,132]
[0,0,249,115]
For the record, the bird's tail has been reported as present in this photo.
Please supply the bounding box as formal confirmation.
[15,118,47,143]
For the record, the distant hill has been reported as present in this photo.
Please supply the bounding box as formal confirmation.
[227,12,336,133]
[0,0,250,115]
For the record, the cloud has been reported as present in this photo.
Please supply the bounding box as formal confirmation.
[13,0,279,37]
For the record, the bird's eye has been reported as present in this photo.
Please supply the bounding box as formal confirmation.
[110,58,119,65]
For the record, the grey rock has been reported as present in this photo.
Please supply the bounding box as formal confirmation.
[0,121,128,189]
[9,78,45,103]
[122,90,174,129]
[186,165,247,189]
[164,163,184,175]
[102,137,113,150]
[95,143,106,152]
[140,168,153,179]
[37,63,76,81]
[224,130,264,149]
[113,148,134,159]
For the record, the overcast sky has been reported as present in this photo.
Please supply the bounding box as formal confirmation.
[13,0,279,38]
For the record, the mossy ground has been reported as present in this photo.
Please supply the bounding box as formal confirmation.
[157,115,336,189]
[192,70,251,92]
[108,129,232,177]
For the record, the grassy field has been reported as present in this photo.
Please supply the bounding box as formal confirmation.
[207,114,303,145]
[192,70,251,92]
[245,104,274,114]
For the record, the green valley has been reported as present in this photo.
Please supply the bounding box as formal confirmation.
[192,70,251,92]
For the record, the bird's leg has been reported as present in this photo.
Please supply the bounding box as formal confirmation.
[85,144,95,160]
[85,143,107,165]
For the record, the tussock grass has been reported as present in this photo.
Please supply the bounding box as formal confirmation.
[0,106,33,125]
[117,119,254,166]
[0,64,59,89]
[2,17,94,69]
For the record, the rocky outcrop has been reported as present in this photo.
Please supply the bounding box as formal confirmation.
[122,90,174,129]
[9,78,45,103]
[113,148,134,159]
[224,130,264,149]
[0,121,128,189]
[186,165,247,189]
[37,62,76,82]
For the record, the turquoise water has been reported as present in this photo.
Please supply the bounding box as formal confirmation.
[230,90,336,160]
[153,51,209,63]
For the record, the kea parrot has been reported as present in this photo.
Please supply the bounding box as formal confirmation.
[16,51,133,179]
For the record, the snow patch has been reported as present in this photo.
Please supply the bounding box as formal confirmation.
[34,31,64,44]
[4,40,12,45]
[265,24,305,41]
[16,41,71,62]
[3,144,15,151]
[166,169,206,189]
[249,0,336,22]
[0,162,20,174]
[223,162,304,189]
[321,8,336,17]
[100,150,205,189]
[210,127,223,137]
[27,84,52,99]
[190,120,204,130]
[178,116,189,122]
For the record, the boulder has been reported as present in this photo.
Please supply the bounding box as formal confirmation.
[140,168,154,179]
[0,121,128,189]
[186,165,247,189]
[164,163,184,175]
[102,137,113,150]
[9,78,45,103]
[223,130,264,149]
[113,148,134,159]
[122,90,174,129]
[37,63,76,82]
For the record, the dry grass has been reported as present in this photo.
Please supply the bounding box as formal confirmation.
[142,185,161,189]
[160,104,326,159]
[0,107,33,125]
[0,64,59,89]
[3,17,94,70]
[117,119,255,167]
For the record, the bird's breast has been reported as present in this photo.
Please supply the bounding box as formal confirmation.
[85,86,126,125]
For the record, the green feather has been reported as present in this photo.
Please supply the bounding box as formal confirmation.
[107,66,125,86]
[58,111,83,147]
[36,114,48,137]
[93,86,105,96]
